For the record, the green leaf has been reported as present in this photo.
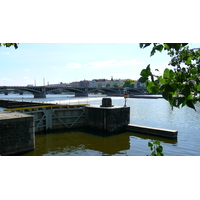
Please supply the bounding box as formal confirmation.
[157,152,164,156]
[140,69,148,78]
[139,43,151,48]
[138,77,148,83]
[158,76,166,84]
[186,94,193,100]
[164,43,170,50]
[150,47,156,56]
[191,68,197,75]
[156,146,163,153]
[186,100,196,111]
[14,43,18,49]
[147,81,155,93]
[162,91,169,100]
[169,70,175,79]
[182,43,189,47]
[197,85,200,91]
[166,43,181,51]
[185,56,192,65]
[182,86,190,97]
[154,44,164,52]
[154,141,160,145]
[148,142,153,147]
[163,68,170,79]
[4,43,12,47]
[162,90,173,103]
[175,97,185,107]
[140,65,152,78]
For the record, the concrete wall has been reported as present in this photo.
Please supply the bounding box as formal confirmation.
[0,112,35,156]
[85,106,130,133]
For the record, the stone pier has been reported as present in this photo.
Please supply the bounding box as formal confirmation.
[85,98,130,133]
[0,112,35,156]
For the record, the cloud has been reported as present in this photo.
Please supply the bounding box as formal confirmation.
[66,63,82,69]
[120,59,144,66]
[24,69,30,72]
[84,60,120,69]
[84,59,143,69]
[2,52,10,55]
[0,78,12,81]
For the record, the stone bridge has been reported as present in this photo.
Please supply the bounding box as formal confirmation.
[0,86,145,98]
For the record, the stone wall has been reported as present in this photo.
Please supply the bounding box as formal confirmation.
[0,112,35,156]
[85,106,130,133]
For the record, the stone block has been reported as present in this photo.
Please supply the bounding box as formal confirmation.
[0,112,35,156]
[85,105,130,133]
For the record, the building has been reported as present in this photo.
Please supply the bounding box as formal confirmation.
[70,81,80,87]
[134,80,146,89]
[109,79,126,87]
[79,80,90,87]
[92,79,109,88]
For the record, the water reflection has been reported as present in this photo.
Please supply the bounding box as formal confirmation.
[22,128,177,156]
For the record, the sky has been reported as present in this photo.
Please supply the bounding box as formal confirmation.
[1,1,199,87]
[1,43,200,86]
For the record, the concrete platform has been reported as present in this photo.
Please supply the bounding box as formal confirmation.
[126,124,178,139]
[0,111,31,119]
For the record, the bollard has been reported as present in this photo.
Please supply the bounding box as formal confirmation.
[100,98,113,107]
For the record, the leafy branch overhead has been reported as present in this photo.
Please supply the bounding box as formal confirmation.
[0,43,19,49]
[139,43,200,110]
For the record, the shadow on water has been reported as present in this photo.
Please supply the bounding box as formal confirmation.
[21,128,177,156]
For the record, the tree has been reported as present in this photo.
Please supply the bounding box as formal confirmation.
[106,83,110,87]
[139,43,200,110]
[123,79,135,88]
[0,43,19,49]
[113,83,119,88]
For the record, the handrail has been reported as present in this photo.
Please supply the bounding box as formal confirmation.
[4,104,90,112]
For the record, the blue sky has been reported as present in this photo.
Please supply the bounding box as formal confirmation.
[1,1,199,87]
[2,43,199,86]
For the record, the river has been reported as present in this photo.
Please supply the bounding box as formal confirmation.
[1,93,200,156]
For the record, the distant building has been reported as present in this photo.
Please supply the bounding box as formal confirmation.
[70,81,80,87]
[89,80,97,87]
[92,79,109,88]
[134,80,146,89]
[110,79,126,87]
[79,80,89,87]
[49,82,70,87]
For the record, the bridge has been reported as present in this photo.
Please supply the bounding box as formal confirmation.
[0,86,145,98]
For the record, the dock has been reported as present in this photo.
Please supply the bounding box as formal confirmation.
[126,124,178,139]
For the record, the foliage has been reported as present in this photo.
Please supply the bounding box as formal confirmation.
[113,83,119,88]
[139,43,200,110]
[0,43,19,49]
[123,79,135,88]
[98,90,106,94]
[106,83,110,87]
[147,140,164,156]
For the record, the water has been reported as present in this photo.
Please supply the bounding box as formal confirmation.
[1,93,200,156]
